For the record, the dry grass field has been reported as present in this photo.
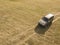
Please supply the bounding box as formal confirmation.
[0,0,60,45]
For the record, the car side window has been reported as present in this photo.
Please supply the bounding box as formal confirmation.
[43,17,48,22]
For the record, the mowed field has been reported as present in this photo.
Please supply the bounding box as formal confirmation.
[0,0,60,45]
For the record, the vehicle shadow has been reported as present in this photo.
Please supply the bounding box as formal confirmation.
[34,22,52,35]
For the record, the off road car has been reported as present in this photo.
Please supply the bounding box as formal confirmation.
[38,14,54,27]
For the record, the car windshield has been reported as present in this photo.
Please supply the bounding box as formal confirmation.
[42,17,48,22]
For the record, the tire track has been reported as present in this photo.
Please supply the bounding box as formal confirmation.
[16,33,36,45]
[18,17,60,45]
[52,17,60,23]
[7,13,59,38]
[17,13,60,45]
[8,12,60,45]
[54,12,60,16]
[8,24,36,44]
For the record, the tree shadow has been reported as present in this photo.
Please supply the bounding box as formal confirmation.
[34,22,52,35]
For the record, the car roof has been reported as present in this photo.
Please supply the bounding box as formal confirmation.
[45,14,54,19]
